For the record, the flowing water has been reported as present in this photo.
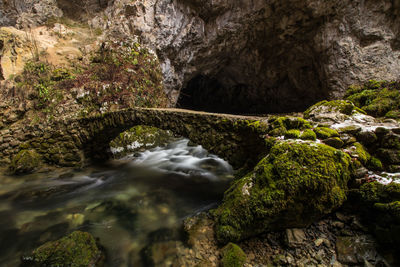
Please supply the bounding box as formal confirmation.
[0,139,233,266]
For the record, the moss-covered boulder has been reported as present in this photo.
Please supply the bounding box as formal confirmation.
[268,116,312,137]
[109,125,174,158]
[304,100,367,124]
[299,129,317,141]
[9,149,41,174]
[221,243,246,267]
[313,127,339,139]
[345,80,400,119]
[323,137,344,149]
[22,231,104,266]
[284,129,301,139]
[213,141,352,243]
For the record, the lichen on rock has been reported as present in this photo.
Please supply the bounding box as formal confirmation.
[213,141,352,244]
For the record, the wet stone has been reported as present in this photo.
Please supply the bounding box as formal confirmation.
[336,235,377,265]
[285,228,306,248]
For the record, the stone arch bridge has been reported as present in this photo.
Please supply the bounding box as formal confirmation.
[6,108,271,170]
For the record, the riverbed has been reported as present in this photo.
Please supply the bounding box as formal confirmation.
[0,139,233,266]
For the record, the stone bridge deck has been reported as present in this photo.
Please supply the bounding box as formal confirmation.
[1,108,272,170]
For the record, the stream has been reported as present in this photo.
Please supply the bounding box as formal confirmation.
[0,138,233,266]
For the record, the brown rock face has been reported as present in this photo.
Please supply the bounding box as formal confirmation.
[95,0,400,113]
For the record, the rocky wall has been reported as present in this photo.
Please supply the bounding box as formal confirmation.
[91,0,400,113]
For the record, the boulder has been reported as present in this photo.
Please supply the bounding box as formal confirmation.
[21,231,104,266]
[9,149,41,174]
[214,141,352,243]
[221,243,246,267]
[304,100,368,125]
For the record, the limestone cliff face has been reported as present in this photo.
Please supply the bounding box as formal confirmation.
[93,0,400,112]
[2,0,400,113]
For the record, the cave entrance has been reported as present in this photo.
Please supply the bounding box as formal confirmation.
[177,75,256,114]
[177,72,328,115]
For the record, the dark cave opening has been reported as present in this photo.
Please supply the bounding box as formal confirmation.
[177,74,325,115]
[177,75,239,114]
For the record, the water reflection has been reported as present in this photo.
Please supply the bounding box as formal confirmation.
[0,139,233,266]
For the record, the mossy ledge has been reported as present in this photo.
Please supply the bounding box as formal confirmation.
[213,141,352,244]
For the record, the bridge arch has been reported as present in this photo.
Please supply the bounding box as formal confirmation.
[71,108,270,170]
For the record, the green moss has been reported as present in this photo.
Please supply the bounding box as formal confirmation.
[367,157,384,171]
[355,142,371,165]
[358,182,400,204]
[269,116,312,130]
[300,129,317,141]
[323,137,344,149]
[269,127,287,137]
[246,120,269,133]
[345,81,400,118]
[284,129,301,139]
[221,243,246,267]
[355,182,400,244]
[9,149,41,174]
[313,127,339,139]
[374,201,400,221]
[268,117,312,137]
[24,231,103,266]
[385,110,400,119]
[214,141,352,243]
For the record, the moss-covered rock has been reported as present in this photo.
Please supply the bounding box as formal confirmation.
[22,231,104,266]
[284,129,301,139]
[213,141,352,243]
[268,117,312,137]
[345,142,371,165]
[304,100,365,125]
[323,137,344,149]
[353,182,400,245]
[221,243,246,267]
[345,80,400,119]
[313,127,339,139]
[367,157,384,171]
[109,125,174,158]
[300,129,317,141]
[304,100,355,118]
[9,149,41,174]
[269,116,312,130]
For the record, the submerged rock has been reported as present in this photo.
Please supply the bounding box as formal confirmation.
[336,235,377,265]
[21,231,104,266]
[214,141,352,243]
